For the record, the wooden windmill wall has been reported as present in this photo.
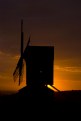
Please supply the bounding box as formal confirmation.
[24,46,54,88]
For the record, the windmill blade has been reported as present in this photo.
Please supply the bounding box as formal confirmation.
[13,66,19,83]
[13,57,21,77]
[13,20,31,85]
[27,35,30,46]
[13,57,24,85]
[13,19,24,84]
[23,35,30,55]
[18,36,30,85]
[13,57,22,81]
[19,58,24,85]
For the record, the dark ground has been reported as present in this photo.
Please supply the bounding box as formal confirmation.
[0,86,81,120]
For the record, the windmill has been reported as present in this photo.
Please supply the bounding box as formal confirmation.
[13,20,60,93]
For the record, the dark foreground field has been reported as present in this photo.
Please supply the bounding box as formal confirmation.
[0,86,81,120]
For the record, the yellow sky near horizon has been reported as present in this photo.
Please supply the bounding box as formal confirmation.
[0,51,81,91]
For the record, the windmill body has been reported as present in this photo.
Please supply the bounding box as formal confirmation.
[24,46,54,88]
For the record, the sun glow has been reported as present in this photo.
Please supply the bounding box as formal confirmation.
[54,68,81,91]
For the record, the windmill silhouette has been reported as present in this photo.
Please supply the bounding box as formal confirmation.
[13,20,60,93]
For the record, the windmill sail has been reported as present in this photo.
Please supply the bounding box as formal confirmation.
[19,58,24,85]
[19,19,24,85]
[13,57,24,83]
[13,20,24,85]
[21,19,23,57]
[13,20,31,85]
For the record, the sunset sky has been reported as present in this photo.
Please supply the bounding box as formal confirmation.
[0,0,81,91]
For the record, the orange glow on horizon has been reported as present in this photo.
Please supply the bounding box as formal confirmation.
[0,52,81,92]
[54,71,81,91]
